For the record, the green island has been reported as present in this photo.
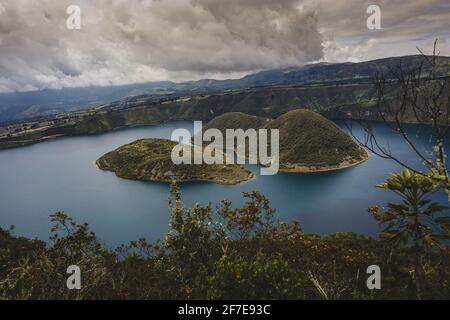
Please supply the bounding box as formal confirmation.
[201,109,368,172]
[1,48,450,301]
[96,138,253,185]
[97,109,368,185]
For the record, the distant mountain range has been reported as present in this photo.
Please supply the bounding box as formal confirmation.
[1,55,449,123]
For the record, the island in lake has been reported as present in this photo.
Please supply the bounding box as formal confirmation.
[97,110,367,184]
[201,109,368,172]
[96,138,254,185]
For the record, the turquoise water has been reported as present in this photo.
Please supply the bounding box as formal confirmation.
[0,121,447,247]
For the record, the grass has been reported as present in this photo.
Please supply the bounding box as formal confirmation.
[202,110,367,170]
[96,139,254,185]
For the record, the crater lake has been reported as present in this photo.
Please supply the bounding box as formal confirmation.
[0,121,447,247]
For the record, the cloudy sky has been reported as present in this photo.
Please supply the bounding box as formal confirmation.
[0,0,449,92]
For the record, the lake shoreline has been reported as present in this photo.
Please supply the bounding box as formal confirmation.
[96,157,256,186]
[0,120,444,246]
[95,138,256,186]
[279,152,369,173]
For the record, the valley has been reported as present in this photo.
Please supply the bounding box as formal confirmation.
[0,81,382,150]
[1,55,449,151]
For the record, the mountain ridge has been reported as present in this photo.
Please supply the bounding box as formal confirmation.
[1,54,449,123]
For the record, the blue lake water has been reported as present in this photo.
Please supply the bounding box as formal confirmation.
[0,121,448,247]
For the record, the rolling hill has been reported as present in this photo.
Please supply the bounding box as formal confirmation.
[202,109,368,171]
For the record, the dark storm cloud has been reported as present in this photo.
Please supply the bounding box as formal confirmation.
[101,0,323,72]
[0,0,448,92]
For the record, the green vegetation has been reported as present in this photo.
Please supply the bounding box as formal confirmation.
[1,183,449,300]
[1,51,449,301]
[0,83,377,150]
[1,54,449,150]
[95,109,367,186]
[200,112,271,132]
[1,55,449,124]
[202,109,368,171]
[267,109,367,169]
[96,138,253,185]
[369,169,450,299]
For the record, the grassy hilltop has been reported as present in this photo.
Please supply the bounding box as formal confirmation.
[203,109,368,172]
[97,109,367,186]
[96,138,253,185]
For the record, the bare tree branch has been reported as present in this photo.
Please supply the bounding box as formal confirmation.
[345,39,450,191]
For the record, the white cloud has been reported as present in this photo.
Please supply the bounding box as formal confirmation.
[0,0,323,92]
[314,0,450,62]
[0,0,449,92]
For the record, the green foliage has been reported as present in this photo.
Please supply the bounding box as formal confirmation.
[0,83,378,151]
[96,138,253,185]
[218,191,275,239]
[164,183,226,298]
[0,212,117,299]
[208,253,315,300]
[202,109,367,169]
[370,169,450,249]
[370,169,450,299]
[265,109,367,167]
[1,184,450,300]
[202,112,270,132]
[0,227,45,280]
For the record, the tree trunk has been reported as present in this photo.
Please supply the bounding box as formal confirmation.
[414,244,423,300]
